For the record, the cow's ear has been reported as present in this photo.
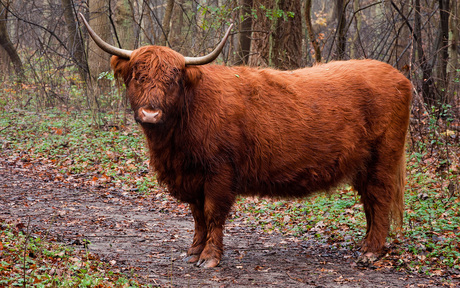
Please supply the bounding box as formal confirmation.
[111,56,131,82]
[184,66,202,88]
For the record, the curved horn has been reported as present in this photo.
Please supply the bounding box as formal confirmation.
[184,24,233,65]
[78,13,132,59]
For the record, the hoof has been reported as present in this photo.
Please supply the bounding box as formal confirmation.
[196,258,220,268]
[356,252,378,267]
[184,254,200,264]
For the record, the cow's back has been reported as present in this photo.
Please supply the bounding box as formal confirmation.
[185,60,411,197]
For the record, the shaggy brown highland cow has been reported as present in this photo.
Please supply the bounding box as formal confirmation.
[81,15,412,268]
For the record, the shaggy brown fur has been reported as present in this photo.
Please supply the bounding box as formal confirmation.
[111,46,412,268]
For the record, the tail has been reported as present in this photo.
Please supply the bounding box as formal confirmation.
[390,150,405,230]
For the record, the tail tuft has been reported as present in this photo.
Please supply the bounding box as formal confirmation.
[390,151,405,230]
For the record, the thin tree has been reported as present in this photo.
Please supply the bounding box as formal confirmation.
[168,0,184,50]
[248,0,273,67]
[448,0,459,74]
[114,0,135,50]
[335,0,347,60]
[159,0,174,46]
[437,0,450,103]
[235,0,253,65]
[305,0,321,63]
[394,1,410,71]
[0,0,24,81]
[414,0,435,107]
[87,0,112,81]
[448,0,459,105]
[61,0,88,82]
[272,0,303,69]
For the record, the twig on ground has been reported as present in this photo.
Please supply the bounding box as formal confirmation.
[287,271,305,283]
[0,123,12,133]
[22,216,31,288]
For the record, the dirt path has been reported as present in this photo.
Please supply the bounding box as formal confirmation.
[0,158,453,287]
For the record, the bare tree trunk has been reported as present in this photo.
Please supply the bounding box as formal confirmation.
[448,0,459,106]
[114,0,135,50]
[159,0,174,46]
[272,0,302,69]
[0,0,24,81]
[414,0,435,107]
[448,0,459,74]
[61,0,88,82]
[395,1,410,72]
[336,0,347,60]
[248,0,273,67]
[305,0,321,63]
[88,0,111,80]
[235,0,253,65]
[350,0,359,59]
[141,0,156,45]
[168,0,184,50]
[437,0,450,104]
[86,0,112,121]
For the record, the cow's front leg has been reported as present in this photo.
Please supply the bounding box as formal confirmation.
[184,202,207,264]
[196,173,235,268]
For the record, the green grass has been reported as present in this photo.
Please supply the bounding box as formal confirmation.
[1,110,156,193]
[1,109,459,279]
[233,183,459,276]
[233,187,365,240]
[0,224,146,287]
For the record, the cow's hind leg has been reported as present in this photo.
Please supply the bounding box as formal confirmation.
[354,138,405,262]
[184,201,207,264]
[355,172,392,255]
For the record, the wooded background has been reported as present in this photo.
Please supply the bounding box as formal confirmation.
[0,0,459,125]
[1,3,459,283]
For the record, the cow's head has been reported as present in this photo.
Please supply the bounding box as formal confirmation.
[79,13,231,125]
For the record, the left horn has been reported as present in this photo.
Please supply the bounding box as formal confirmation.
[184,24,233,65]
[79,13,132,59]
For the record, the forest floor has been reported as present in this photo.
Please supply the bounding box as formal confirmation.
[1,157,456,287]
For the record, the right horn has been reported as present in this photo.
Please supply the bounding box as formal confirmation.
[184,24,233,65]
[79,13,132,59]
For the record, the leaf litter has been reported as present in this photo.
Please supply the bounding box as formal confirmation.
[0,110,459,287]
